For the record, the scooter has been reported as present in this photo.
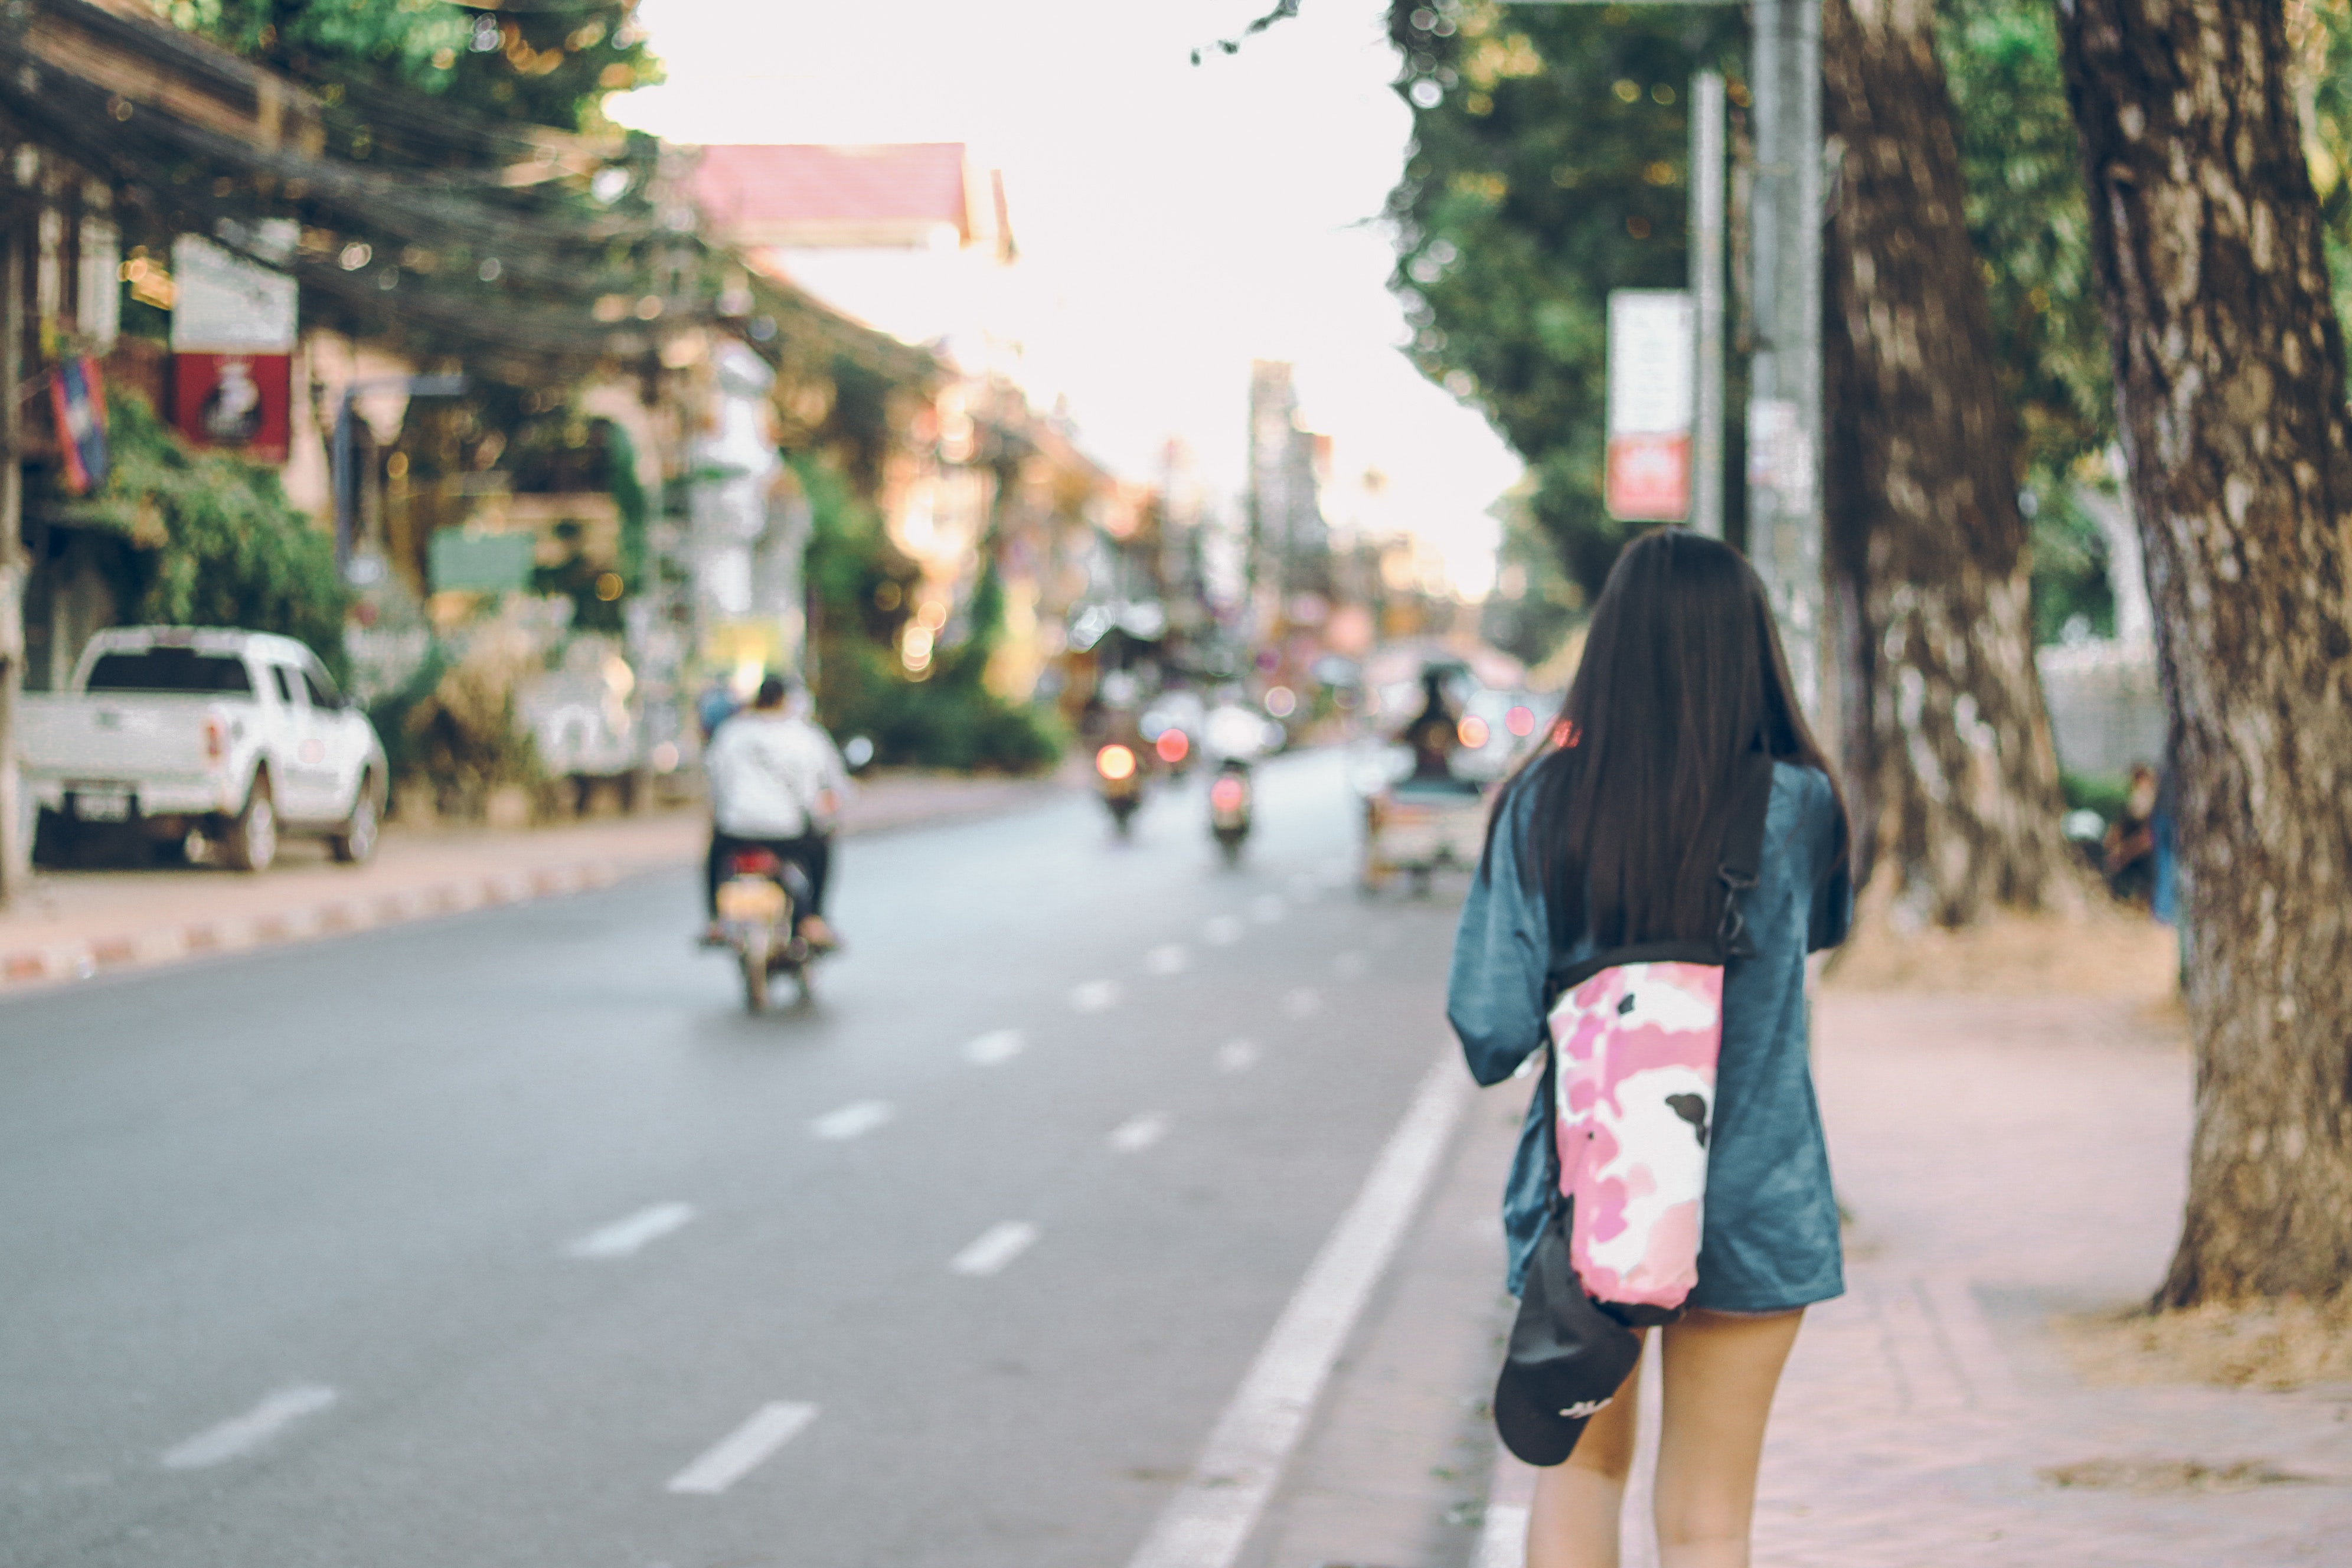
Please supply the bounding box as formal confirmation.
[714,847,820,1012]
[1209,757,1253,866]
[1096,741,1144,837]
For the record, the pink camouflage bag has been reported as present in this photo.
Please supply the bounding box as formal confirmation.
[1541,753,1775,1324]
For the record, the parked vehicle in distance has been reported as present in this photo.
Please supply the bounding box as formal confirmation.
[22,626,388,873]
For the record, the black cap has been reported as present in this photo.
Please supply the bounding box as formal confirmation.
[1492,1217,1642,1466]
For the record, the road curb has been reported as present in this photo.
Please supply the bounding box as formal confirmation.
[0,775,1079,999]
[0,860,628,998]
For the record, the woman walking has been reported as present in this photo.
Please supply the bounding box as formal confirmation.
[1449,529,1851,1568]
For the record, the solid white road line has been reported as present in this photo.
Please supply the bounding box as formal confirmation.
[1203,914,1246,946]
[1107,1112,1171,1154]
[1213,1039,1260,1074]
[965,1028,1027,1066]
[1121,1048,1470,1568]
[665,1402,818,1495]
[564,1201,697,1260]
[950,1220,1040,1277]
[1071,979,1123,1012]
[162,1384,338,1470]
[1145,943,1191,975]
[811,1100,896,1141]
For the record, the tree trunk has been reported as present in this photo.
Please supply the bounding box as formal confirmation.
[1822,0,2082,922]
[2059,0,2352,1304]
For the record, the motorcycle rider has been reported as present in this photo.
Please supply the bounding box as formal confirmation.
[1399,667,1468,783]
[701,674,848,950]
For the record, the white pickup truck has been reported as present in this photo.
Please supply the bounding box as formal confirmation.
[22,626,388,872]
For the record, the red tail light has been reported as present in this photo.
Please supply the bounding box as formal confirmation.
[730,850,782,876]
[203,717,226,762]
[1505,705,1536,737]
[1155,730,1190,765]
[1211,777,1246,811]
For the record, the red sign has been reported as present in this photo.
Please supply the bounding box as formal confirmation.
[170,352,292,463]
[1605,433,1691,523]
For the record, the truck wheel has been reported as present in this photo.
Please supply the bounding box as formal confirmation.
[331,771,383,864]
[222,773,279,873]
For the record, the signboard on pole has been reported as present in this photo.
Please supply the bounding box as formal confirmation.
[1605,289,1694,522]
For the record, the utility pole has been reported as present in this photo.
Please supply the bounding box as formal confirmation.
[1689,68,1726,540]
[1510,1,1823,710]
[1745,0,1824,710]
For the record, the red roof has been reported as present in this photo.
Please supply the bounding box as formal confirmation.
[689,143,1006,253]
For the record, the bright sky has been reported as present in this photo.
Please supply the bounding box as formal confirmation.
[609,0,1521,596]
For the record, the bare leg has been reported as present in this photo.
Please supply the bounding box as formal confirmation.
[1525,1334,1647,1568]
[1651,1309,1804,1568]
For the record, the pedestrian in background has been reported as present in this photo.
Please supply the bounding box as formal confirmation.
[1449,529,1852,1568]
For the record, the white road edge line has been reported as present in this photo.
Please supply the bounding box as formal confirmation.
[564,1201,697,1260]
[162,1384,339,1470]
[666,1401,818,1495]
[950,1220,1040,1277]
[812,1100,896,1141]
[1122,1048,1470,1568]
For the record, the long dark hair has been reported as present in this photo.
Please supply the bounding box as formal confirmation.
[1502,528,1847,951]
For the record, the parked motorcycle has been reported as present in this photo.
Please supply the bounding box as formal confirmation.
[714,847,820,1012]
[1208,757,1253,866]
[1096,741,1144,837]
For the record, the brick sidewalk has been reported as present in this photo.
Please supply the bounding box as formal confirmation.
[0,768,1071,995]
[1475,986,2352,1567]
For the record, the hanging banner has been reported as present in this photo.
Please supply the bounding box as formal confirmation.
[170,352,292,462]
[1605,289,1694,522]
[50,355,108,495]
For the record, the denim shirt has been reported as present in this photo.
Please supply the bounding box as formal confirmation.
[1446,760,1852,1312]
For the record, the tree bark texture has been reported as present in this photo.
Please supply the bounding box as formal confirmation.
[2059,0,2352,1304]
[1822,0,2081,922]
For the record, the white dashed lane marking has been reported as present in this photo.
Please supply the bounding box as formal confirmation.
[1070,979,1123,1012]
[1214,1040,1260,1074]
[950,1221,1040,1277]
[965,1028,1026,1065]
[811,1100,896,1141]
[1203,915,1246,946]
[1108,1112,1171,1153]
[1283,987,1322,1018]
[666,1402,818,1495]
[565,1201,697,1260]
[162,1385,338,1470]
[1333,950,1367,978]
[1145,944,1190,975]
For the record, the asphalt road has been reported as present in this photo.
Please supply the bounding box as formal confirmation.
[1,750,1475,1568]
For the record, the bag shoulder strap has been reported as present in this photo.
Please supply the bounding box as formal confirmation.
[1713,751,1776,961]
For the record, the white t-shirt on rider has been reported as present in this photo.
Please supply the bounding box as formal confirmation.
[705,710,848,838]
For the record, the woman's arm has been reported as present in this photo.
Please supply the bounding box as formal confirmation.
[1805,769,1854,953]
[1446,788,1552,1087]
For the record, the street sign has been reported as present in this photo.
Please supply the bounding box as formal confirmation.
[1605,290,1694,522]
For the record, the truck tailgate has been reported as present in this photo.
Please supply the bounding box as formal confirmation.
[19,694,223,783]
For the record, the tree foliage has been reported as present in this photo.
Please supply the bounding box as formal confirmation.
[1383,1,1742,609]
[55,390,353,673]
[156,0,659,133]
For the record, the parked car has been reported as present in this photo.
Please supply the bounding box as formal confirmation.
[22,626,388,872]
